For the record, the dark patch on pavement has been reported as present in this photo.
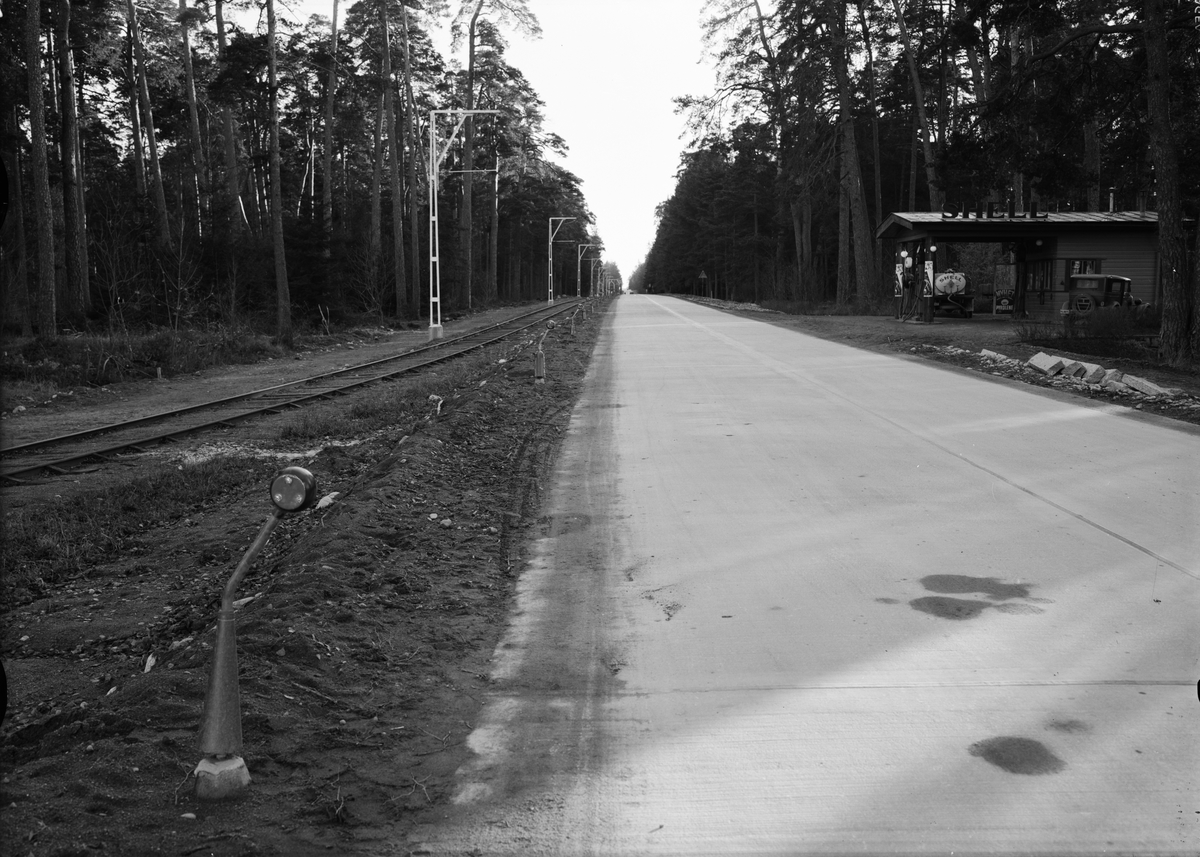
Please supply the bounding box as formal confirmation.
[969,736,1066,775]
[992,602,1045,615]
[909,596,992,620]
[875,597,899,604]
[553,513,592,535]
[1046,718,1091,734]
[920,574,1031,600]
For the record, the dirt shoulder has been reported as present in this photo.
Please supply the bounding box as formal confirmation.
[0,301,610,857]
[687,297,1200,427]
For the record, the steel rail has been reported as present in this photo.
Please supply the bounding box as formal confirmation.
[1,300,584,485]
[2,301,578,458]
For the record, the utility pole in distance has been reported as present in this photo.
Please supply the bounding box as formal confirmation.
[576,244,599,297]
[548,217,575,304]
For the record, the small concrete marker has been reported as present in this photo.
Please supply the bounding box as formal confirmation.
[194,756,252,801]
[1027,352,1065,376]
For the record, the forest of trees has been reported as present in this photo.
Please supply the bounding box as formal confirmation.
[0,0,606,348]
[629,0,1200,364]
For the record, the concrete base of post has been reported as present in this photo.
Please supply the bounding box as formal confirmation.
[428,324,445,341]
[533,350,546,384]
[194,755,251,800]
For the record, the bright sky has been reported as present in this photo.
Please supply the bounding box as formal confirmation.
[288,0,716,280]
[500,1,717,279]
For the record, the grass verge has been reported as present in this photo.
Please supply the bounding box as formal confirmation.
[276,345,522,442]
[1,455,277,604]
[2,341,532,606]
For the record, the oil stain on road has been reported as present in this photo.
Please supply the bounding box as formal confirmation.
[969,736,1067,775]
[904,574,1049,620]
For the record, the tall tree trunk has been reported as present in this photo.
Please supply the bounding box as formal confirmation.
[26,0,57,337]
[957,0,988,102]
[836,130,851,306]
[177,0,207,238]
[830,0,877,301]
[789,198,805,299]
[266,0,291,346]
[1192,220,1200,359]
[752,192,760,304]
[400,2,421,316]
[127,0,171,248]
[321,0,338,264]
[57,0,89,321]
[1143,0,1193,363]
[127,36,146,197]
[73,50,89,290]
[458,1,484,309]
[215,0,243,239]
[2,145,33,336]
[380,0,405,317]
[1083,119,1101,212]
[890,0,943,210]
[368,91,384,304]
[749,0,791,302]
[400,3,421,316]
[800,194,813,298]
[857,1,884,275]
[907,113,918,209]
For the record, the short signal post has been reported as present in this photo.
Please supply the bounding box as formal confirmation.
[194,467,317,800]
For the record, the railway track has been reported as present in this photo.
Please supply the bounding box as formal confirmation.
[1,299,586,485]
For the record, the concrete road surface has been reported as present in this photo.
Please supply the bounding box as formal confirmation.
[408,295,1199,856]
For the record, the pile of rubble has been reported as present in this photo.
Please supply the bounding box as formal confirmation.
[1013,350,1178,396]
[976,347,1199,404]
[908,344,1199,422]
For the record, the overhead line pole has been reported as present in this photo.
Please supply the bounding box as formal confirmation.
[428,109,498,339]
[547,216,575,304]
[576,244,599,298]
[590,257,603,297]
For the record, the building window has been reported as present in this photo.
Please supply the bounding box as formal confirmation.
[1066,258,1102,275]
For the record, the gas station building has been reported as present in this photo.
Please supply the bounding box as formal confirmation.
[875,210,1160,318]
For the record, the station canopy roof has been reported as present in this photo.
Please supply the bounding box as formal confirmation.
[875,210,1159,243]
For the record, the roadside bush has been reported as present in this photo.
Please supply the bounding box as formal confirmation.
[760,298,892,316]
[1,326,284,387]
[1014,306,1162,361]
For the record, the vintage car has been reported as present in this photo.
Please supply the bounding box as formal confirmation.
[1062,274,1133,314]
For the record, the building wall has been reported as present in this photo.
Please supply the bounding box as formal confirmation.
[1053,232,1158,297]
[1025,231,1158,319]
